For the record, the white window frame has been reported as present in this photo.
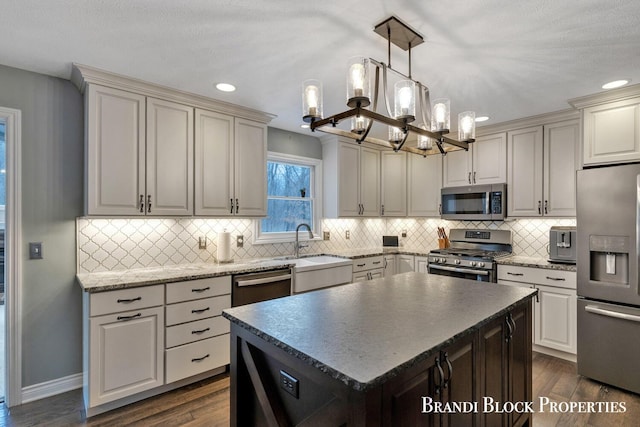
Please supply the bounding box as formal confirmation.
[254,152,322,244]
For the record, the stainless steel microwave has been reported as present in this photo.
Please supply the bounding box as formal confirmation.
[441,184,506,221]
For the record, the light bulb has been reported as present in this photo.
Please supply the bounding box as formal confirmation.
[434,103,446,124]
[305,85,319,115]
[460,116,474,133]
[350,63,365,96]
[398,86,413,109]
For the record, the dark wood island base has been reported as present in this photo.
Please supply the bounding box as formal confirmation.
[224,272,535,426]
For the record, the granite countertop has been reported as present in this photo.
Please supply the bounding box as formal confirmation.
[497,255,577,272]
[76,259,296,292]
[223,272,537,392]
[326,247,432,259]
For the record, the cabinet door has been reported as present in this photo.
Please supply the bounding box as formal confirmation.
[86,85,146,215]
[338,143,361,216]
[544,120,579,217]
[194,109,234,215]
[479,314,508,427]
[583,97,640,165]
[535,285,577,354]
[89,306,164,407]
[415,256,429,273]
[408,154,442,217]
[397,255,415,273]
[369,269,385,280]
[381,151,407,216]
[352,271,370,282]
[146,98,194,216]
[234,119,267,216]
[360,146,381,217]
[442,334,478,427]
[472,132,507,185]
[384,255,396,277]
[507,126,544,217]
[509,303,532,427]
[442,149,472,187]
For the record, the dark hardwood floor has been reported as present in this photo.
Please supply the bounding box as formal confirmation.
[2,353,639,426]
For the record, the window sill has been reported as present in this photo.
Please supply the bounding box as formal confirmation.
[252,233,323,245]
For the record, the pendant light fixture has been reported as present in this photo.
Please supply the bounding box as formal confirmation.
[301,16,476,157]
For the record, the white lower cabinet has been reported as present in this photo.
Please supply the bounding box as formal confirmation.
[383,255,396,277]
[86,285,165,408]
[414,256,429,273]
[352,256,384,282]
[497,265,577,357]
[397,255,415,274]
[84,276,232,415]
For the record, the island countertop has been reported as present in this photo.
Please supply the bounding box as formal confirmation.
[223,272,537,392]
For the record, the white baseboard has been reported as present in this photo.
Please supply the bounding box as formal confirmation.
[21,372,83,404]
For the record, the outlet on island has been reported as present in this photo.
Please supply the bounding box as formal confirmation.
[279,370,299,398]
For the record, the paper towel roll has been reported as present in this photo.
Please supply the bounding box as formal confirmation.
[217,231,232,263]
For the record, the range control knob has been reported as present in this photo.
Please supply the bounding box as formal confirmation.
[439,258,446,264]
[479,262,485,268]
[454,259,461,265]
[470,261,477,267]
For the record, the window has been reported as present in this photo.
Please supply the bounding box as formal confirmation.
[255,152,322,243]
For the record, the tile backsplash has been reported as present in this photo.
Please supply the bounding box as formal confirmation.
[77,217,576,273]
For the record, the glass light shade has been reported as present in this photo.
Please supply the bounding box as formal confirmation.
[351,115,369,134]
[302,79,323,122]
[394,80,416,122]
[346,57,371,108]
[458,111,476,141]
[389,126,404,143]
[417,124,434,150]
[431,98,450,132]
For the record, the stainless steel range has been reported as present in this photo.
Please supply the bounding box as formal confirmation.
[428,229,512,282]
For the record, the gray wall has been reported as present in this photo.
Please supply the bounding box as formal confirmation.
[0,64,84,387]
[267,127,322,159]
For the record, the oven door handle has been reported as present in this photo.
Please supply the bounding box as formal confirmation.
[235,274,292,287]
[429,265,490,276]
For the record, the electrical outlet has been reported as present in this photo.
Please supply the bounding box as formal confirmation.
[402,230,407,238]
[198,236,207,250]
[236,235,244,248]
[345,230,350,239]
[323,231,330,240]
[279,370,299,398]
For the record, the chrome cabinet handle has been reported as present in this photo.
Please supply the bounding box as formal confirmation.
[546,276,565,281]
[473,171,476,184]
[191,354,210,362]
[139,195,144,213]
[117,296,141,303]
[191,286,211,293]
[235,198,239,214]
[191,327,211,335]
[538,200,542,215]
[230,198,234,214]
[117,313,141,321]
[191,307,210,314]
[468,172,472,184]
[147,195,152,213]
[544,200,548,214]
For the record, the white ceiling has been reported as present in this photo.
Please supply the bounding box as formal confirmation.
[2,0,640,136]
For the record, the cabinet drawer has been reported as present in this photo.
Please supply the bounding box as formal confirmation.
[166,295,231,326]
[498,265,576,289]
[166,316,230,348]
[352,256,384,272]
[166,276,231,304]
[90,285,164,317]
[165,334,230,383]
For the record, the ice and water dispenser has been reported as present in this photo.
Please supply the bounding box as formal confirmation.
[589,235,629,285]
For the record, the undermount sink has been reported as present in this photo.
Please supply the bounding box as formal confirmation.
[288,255,353,293]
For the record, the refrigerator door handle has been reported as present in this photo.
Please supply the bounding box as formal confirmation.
[585,305,640,323]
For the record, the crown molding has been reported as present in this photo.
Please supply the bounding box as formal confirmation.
[71,63,276,124]
[568,83,640,110]
[476,108,580,136]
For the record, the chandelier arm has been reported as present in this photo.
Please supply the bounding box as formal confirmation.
[357,65,381,143]
[381,63,393,117]
[394,130,410,152]
[310,109,359,131]
[419,84,431,127]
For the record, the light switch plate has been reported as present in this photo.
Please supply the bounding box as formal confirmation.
[29,242,43,259]
[323,231,330,240]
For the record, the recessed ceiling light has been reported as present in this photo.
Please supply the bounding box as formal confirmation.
[602,80,629,90]
[300,124,310,129]
[216,83,236,92]
[475,116,489,122]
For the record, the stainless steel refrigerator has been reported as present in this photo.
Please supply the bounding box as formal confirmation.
[577,163,640,394]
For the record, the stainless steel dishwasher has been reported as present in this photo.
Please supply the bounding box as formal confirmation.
[231,268,292,307]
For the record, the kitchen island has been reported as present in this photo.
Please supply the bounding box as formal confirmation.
[223,272,537,426]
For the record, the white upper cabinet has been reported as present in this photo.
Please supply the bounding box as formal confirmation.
[507,120,578,217]
[195,111,267,216]
[443,133,507,187]
[407,154,442,217]
[86,85,193,216]
[582,97,640,165]
[146,97,194,216]
[381,151,407,217]
[323,138,380,218]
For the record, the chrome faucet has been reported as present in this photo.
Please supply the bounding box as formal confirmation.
[295,223,313,258]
